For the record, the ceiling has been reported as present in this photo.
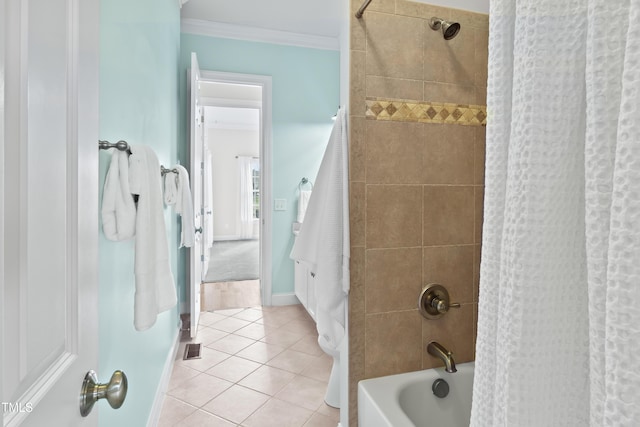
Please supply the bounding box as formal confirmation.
[200,81,261,131]
[204,106,259,131]
[180,0,344,39]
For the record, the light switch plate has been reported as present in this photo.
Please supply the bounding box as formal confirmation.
[274,199,287,211]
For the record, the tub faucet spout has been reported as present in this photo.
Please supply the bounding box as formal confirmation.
[427,341,457,373]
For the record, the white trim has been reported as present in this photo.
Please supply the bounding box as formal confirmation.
[6,352,77,426]
[0,0,6,422]
[146,326,181,427]
[181,19,340,51]
[201,97,262,109]
[198,70,274,307]
[271,293,300,307]
[205,121,259,132]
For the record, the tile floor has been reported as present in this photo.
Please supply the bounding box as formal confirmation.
[200,280,261,311]
[158,305,339,427]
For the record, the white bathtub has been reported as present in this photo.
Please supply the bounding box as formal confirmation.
[358,362,474,427]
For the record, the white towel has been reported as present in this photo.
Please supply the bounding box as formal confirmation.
[129,145,177,331]
[297,190,312,223]
[101,149,136,241]
[290,107,350,353]
[163,170,179,206]
[164,165,194,248]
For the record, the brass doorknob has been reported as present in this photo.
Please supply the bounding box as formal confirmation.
[80,370,128,417]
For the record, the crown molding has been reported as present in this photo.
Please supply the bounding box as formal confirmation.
[181,18,340,51]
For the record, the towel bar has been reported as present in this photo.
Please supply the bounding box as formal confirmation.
[160,165,179,176]
[100,141,178,177]
[99,140,129,152]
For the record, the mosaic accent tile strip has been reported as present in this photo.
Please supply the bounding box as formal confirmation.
[366,97,487,126]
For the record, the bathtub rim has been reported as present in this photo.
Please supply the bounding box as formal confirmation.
[357,361,475,427]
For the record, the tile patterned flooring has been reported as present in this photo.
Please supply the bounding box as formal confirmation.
[200,280,262,312]
[158,305,339,427]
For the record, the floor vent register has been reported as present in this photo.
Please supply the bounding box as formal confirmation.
[183,343,202,360]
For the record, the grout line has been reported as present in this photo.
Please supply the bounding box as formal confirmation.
[160,303,339,426]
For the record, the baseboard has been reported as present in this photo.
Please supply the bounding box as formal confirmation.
[213,236,259,242]
[270,292,300,306]
[146,326,181,427]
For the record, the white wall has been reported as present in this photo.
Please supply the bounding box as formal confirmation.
[207,127,259,239]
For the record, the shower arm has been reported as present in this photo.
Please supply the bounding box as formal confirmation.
[355,0,373,19]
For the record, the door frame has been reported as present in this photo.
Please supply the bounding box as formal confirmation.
[199,70,273,306]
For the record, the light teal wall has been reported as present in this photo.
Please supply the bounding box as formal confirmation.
[99,1,181,426]
[179,34,340,298]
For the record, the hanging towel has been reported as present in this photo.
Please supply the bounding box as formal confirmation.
[164,165,195,248]
[290,107,350,353]
[101,149,136,241]
[297,190,312,223]
[129,145,177,331]
[163,170,179,205]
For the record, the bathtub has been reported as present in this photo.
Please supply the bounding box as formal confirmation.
[358,362,474,427]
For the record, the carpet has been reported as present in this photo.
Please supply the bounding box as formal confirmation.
[204,239,259,282]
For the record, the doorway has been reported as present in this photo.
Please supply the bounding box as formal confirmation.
[196,71,273,310]
[202,102,261,310]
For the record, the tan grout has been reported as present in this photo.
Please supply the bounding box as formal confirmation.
[159,299,339,427]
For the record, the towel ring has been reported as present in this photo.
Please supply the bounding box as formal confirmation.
[299,177,313,191]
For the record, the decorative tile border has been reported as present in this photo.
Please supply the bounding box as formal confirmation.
[366,97,487,126]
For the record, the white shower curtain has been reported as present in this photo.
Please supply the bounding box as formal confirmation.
[238,156,254,240]
[471,0,640,426]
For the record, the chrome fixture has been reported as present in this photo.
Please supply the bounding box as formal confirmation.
[427,341,457,373]
[429,17,461,40]
[419,284,461,319]
[355,0,373,19]
[99,139,129,151]
[80,370,128,416]
[160,165,179,176]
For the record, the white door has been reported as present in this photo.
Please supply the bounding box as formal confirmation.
[1,0,100,426]
[188,53,204,338]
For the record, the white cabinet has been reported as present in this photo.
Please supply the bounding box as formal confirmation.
[294,260,316,321]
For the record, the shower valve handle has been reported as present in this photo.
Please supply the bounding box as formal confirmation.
[432,297,461,313]
[419,284,460,319]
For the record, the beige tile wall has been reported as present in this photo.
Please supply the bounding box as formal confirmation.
[348,1,488,425]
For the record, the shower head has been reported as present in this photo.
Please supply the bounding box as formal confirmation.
[429,17,461,40]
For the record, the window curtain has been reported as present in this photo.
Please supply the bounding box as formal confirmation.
[238,156,254,240]
[471,0,640,425]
